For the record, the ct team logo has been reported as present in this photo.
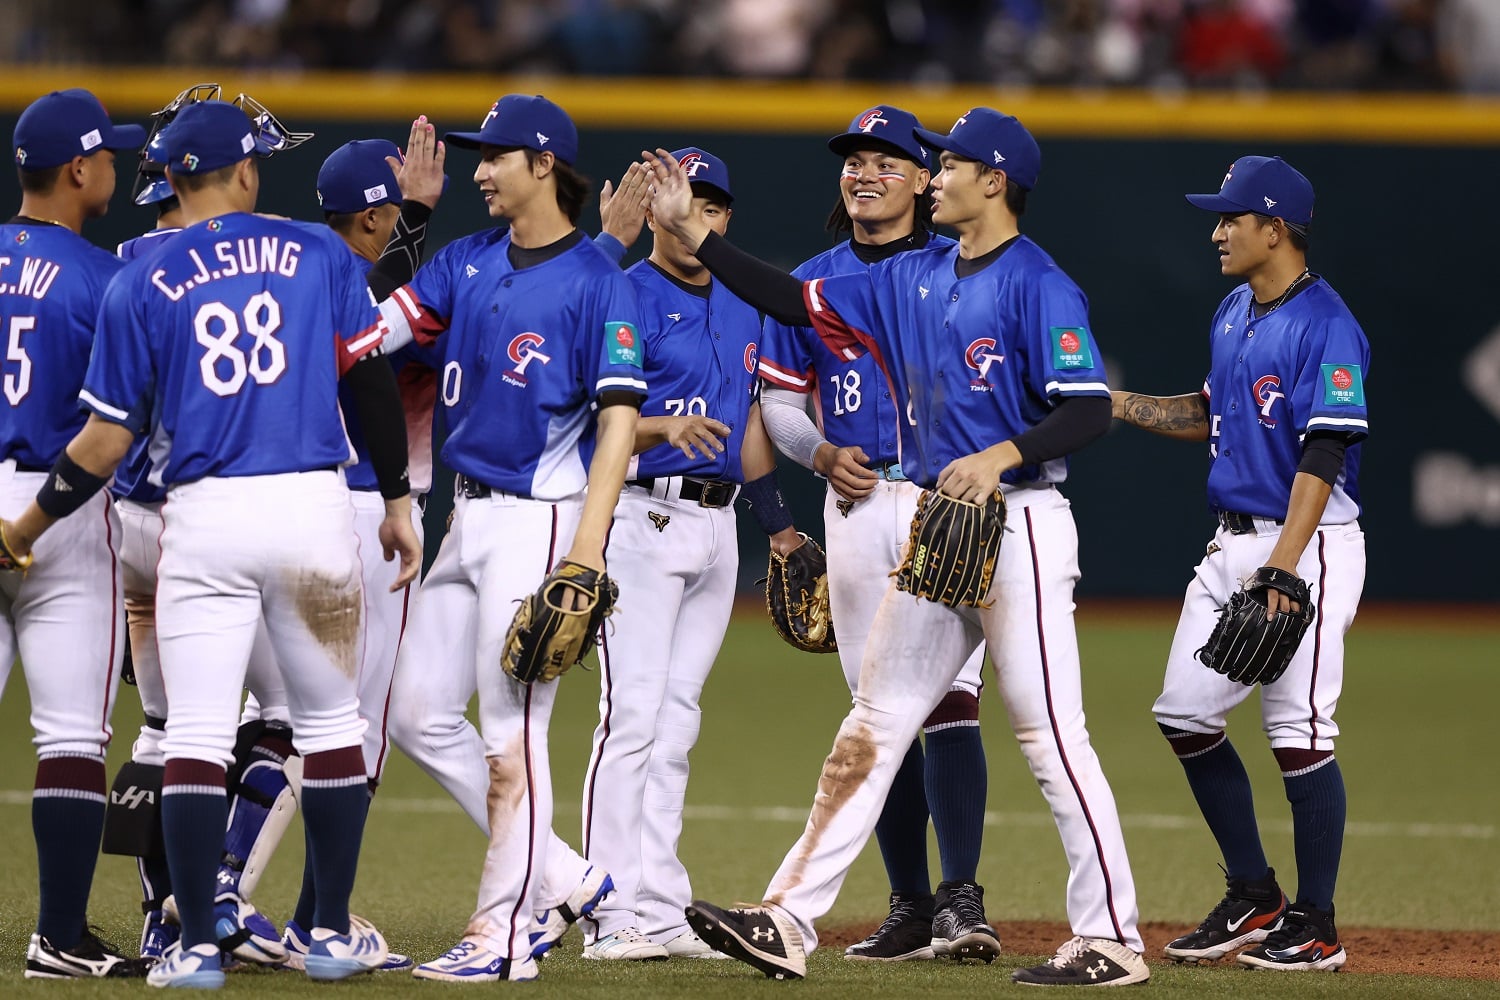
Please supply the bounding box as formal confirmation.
[964,337,1005,389]
[1253,374,1285,428]
[856,108,888,133]
[679,152,708,178]
[744,342,759,375]
[503,331,551,388]
[481,101,501,130]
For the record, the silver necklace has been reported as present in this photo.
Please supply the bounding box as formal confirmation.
[1251,268,1310,319]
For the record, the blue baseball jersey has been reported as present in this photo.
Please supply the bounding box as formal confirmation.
[1202,277,1370,522]
[759,234,956,467]
[117,227,182,263]
[624,262,760,482]
[804,236,1109,489]
[381,230,647,500]
[84,212,386,486]
[0,223,126,468]
[337,250,381,492]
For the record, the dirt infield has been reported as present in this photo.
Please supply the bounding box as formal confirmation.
[822,921,1500,979]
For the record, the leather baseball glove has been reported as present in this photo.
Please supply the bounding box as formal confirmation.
[765,533,836,653]
[0,522,33,573]
[1197,566,1315,685]
[895,488,1006,608]
[501,560,618,683]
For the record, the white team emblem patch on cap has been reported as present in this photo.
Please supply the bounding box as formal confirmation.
[1264,196,1277,209]
[81,129,102,151]
[240,132,255,154]
[364,184,388,204]
[536,132,549,146]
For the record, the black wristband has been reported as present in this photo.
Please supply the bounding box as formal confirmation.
[739,471,794,536]
[36,453,110,519]
[343,355,411,501]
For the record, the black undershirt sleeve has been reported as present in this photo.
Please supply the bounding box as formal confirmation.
[693,231,811,327]
[1009,396,1113,467]
[1297,431,1350,486]
[366,201,434,301]
[342,355,411,501]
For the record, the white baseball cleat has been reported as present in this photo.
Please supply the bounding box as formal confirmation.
[413,938,540,982]
[582,926,669,961]
[145,942,225,990]
[663,929,731,959]
[282,917,412,971]
[303,915,388,981]
[530,864,614,958]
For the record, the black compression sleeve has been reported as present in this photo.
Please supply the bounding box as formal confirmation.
[1298,432,1349,486]
[1010,396,1113,466]
[366,201,434,301]
[343,355,411,501]
[693,231,810,326]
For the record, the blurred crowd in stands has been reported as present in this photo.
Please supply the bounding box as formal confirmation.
[5,0,1499,93]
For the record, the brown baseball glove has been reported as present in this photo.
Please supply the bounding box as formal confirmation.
[500,560,618,683]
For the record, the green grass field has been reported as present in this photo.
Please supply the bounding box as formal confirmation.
[2,605,1497,996]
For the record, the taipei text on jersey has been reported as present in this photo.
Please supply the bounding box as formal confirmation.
[112,227,185,503]
[759,235,957,467]
[804,236,1109,489]
[0,222,126,467]
[626,261,760,482]
[83,212,386,486]
[381,231,647,499]
[1202,278,1370,523]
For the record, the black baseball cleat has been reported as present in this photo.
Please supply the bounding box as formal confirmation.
[25,927,149,979]
[844,892,936,961]
[684,900,806,980]
[1164,867,1287,963]
[1012,936,1151,987]
[1237,902,1346,971]
[930,880,1000,962]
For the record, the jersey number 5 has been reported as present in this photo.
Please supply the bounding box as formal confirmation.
[3,315,35,406]
[196,292,287,397]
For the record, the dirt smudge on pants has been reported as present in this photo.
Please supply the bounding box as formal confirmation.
[467,736,528,938]
[288,571,362,677]
[765,721,876,907]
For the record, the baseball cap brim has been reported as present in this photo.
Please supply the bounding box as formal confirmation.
[912,126,984,164]
[101,123,148,152]
[442,130,488,150]
[1185,192,1255,214]
[689,180,733,205]
[827,132,923,164]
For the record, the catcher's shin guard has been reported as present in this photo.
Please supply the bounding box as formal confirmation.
[219,729,302,900]
[102,760,165,858]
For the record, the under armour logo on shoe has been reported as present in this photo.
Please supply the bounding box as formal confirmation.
[647,511,670,532]
[1087,959,1109,979]
[750,926,776,943]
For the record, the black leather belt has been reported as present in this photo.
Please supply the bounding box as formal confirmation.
[459,474,495,499]
[631,476,736,508]
[10,460,49,473]
[1218,510,1283,535]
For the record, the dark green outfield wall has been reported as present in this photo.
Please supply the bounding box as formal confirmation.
[4,115,1497,600]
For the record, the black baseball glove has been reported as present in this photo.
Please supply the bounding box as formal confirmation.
[501,560,618,683]
[894,489,1007,608]
[765,534,836,653]
[1197,566,1315,685]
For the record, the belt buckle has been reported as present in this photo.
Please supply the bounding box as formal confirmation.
[698,481,734,508]
[878,462,906,481]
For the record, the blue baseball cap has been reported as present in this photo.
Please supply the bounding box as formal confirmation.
[914,108,1041,190]
[13,88,146,170]
[445,94,578,166]
[156,101,259,176]
[827,105,931,169]
[672,147,732,204]
[318,140,404,214]
[1186,155,1314,229]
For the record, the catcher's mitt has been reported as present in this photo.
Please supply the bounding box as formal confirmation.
[0,522,33,573]
[895,489,1006,608]
[1196,566,1315,685]
[765,533,836,653]
[501,560,618,684]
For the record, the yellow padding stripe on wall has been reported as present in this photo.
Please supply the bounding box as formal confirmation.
[3,70,1499,145]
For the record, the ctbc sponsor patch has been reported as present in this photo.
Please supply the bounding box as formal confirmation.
[607,321,643,368]
[1049,326,1094,370]
[1321,363,1365,406]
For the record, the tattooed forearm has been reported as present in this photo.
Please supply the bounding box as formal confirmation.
[1111,391,1211,441]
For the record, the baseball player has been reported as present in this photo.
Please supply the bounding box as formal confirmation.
[0,87,145,980]
[373,94,645,983]
[758,106,995,962]
[639,108,1151,987]
[1111,155,1368,971]
[104,84,314,972]
[0,99,422,988]
[577,146,803,961]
